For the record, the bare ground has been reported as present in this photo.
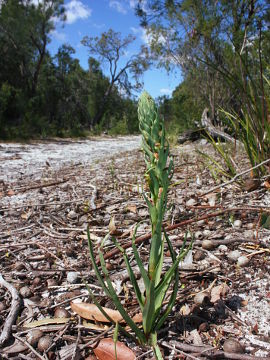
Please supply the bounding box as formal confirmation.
[0,136,270,359]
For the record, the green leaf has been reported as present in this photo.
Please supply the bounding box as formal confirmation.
[98,247,146,344]
[142,280,156,335]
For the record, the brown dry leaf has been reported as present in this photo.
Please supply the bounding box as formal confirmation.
[2,340,28,355]
[7,189,15,196]
[70,302,142,323]
[243,178,260,192]
[210,283,229,303]
[125,204,137,214]
[263,179,270,189]
[94,338,135,360]
[21,211,32,220]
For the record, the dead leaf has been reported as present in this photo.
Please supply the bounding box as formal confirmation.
[82,320,108,331]
[21,211,32,220]
[125,204,137,214]
[70,302,142,323]
[2,340,28,354]
[24,317,70,328]
[264,179,270,189]
[94,338,135,360]
[210,283,229,303]
[243,178,260,192]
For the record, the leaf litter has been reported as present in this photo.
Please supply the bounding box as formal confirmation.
[0,136,270,359]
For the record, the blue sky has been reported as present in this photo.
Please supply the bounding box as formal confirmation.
[48,0,182,99]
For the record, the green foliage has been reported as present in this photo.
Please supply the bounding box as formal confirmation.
[87,92,190,359]
[0,3,143,139]
[136,0,269,179]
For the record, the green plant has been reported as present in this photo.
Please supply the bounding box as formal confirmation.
[198,134,237,182]
[87,91,190,359]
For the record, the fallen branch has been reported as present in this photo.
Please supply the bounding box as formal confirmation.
[0,273,22,346]
[100,205,270,263]
[201,158,270,196]
[14,178,68,192]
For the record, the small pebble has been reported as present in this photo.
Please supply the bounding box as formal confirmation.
[237,255,250,267]
[203,229,211,237]
[193,250,206,261]
[54,307,71,318]
[67,271,79,284]
[233,220,242,228]
[32,277,41,287]
[26,329,43,346]
[19,286,33,298]
[218,244,228,253]
[47,278,58,287]
[246,222,254,230]
[38,336,52,352]
[227,250,241,262]
[186,198,197,207]
[202,240,216,250]
[195,231,203,239]
[223,338,244,353]
[68,210,77,219]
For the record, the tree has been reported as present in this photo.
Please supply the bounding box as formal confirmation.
[0,0,65,96]
[135,0,269,124]
[81,28,149,127]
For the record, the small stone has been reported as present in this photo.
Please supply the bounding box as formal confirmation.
[67,271,79,284]
[195,231,203,239]
[186,198,197,207]
[26,329,43,346]
[246,223,254,230]
[37,336,52,352]
[54,307,71,318]
[68,210,77,219]
[194,250,206,261]
[19,286,33,298]
[227,250,241,262]
[233,220,242,228]
[47,278,58,287]
[32,277,41,287]
[194,292,210,305]
[202,240,216,250]
[203,229,211,237]
[218,245,228,253]
[237,255,249,267]
[223,338,244,353]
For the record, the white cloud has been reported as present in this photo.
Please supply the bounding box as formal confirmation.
[109,1,127,14]
[130,26,141,34]
[160,88,173,95]
[51,30,67,41]
[65,0,92,24]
